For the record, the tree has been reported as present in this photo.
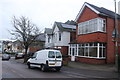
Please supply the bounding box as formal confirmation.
[11,16,41,63]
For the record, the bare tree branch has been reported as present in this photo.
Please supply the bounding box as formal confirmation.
[11,16,41,63]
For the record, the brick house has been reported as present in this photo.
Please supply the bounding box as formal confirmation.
[69,2,120,64]
[28,33,45,52]
[12,33,45,53]
[45,21,76,56]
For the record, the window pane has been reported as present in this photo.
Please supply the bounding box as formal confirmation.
[69,48,71,55]
[72,48,75,56]
[89,43,93,46]
[78,47,84,56]
[103,48,106,57]
[94,43,97,46]
[78,18,106,35]
[48,51,55,58]
[59,33,61,41]
[89,47,97,57]
[84,47,88,56]
[56,52,62,58]
[99,47,102,57]
[103,20,106,31]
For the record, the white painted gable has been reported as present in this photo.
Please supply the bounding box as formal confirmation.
[53,24,59,33]
[75,2,100,22]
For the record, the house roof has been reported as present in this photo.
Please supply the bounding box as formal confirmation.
[75,2,120,22]
[65,20,77,25]
[52,21,76,32]
[36,33,45,42]
[44,28,53,34]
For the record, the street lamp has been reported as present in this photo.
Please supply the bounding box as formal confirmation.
[114,0,120,72]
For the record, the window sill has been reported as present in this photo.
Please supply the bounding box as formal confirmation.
[78,31,106,36]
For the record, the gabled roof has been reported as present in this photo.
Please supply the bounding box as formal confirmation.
[52,21,76,32]
[36,33,45,42]
[44,28,53,35]
[75,2,120,22]
[65,20,77,25]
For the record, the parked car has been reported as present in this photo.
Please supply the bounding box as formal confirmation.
[27,49,62,72]
[15,53,24,59]
[2,54,11,60]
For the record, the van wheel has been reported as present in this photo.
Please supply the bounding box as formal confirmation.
[27,62,32,69]
[56,68,61,72]
[41,65,47,72]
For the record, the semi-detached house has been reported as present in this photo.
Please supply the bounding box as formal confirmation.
[45,21,76,56]
[69,2,120,64]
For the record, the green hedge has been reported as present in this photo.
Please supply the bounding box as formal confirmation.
[5,52,16,55]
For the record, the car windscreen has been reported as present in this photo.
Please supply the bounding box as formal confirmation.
[48,51,55,58]
[55,52,62,58]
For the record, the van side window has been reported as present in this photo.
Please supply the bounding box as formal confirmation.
[32,52,38,58]
[48,51,55,58]
[56,52,62,58]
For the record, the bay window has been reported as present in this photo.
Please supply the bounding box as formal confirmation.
[78,18,106,35]
[69,43,106,59]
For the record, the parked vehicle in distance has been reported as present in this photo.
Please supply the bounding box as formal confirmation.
[2,54,11,60]
[15,53,24,59]
[27,49,62,72]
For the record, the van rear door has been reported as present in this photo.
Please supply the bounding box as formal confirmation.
[48,51,62,67]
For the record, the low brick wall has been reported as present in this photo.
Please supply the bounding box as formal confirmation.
[76,57,106,64]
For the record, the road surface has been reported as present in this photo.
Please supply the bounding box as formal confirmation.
[2,57,120,78]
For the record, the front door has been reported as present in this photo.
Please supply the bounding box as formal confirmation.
[70,44,77,61]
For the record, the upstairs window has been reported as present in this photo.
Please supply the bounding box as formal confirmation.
[78,18,106,35]
[48,36,50,43]
[59,32,61,41]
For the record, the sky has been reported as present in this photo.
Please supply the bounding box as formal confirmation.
[0,0,120,40]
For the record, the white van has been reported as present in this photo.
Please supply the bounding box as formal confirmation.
[27,49,62,72]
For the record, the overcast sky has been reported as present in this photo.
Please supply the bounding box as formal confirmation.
[0,0,120,40]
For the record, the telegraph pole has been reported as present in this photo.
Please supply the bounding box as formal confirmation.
[114,0,119,72]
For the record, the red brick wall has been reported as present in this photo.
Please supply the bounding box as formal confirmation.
[76,57,106,64]
[60,46,68,56]
[29,47,41,52]
[75,6,118,64]
[105,18,115,63]
[70,32,76,42]
[118,20,120,56]
[76,7,107,43]
[77,7,99,23]
[77,32,107,43]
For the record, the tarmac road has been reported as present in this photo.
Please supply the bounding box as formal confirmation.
[2,57,120,79]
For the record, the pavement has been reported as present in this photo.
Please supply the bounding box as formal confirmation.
[67,61,116,72]
[14,57,117,72]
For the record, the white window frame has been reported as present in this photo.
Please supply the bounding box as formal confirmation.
[69,43,106,59]
[78,18,106,35]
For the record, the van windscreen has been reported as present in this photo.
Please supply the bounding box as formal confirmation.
[56,52,62,58]
[48,51,55,58]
